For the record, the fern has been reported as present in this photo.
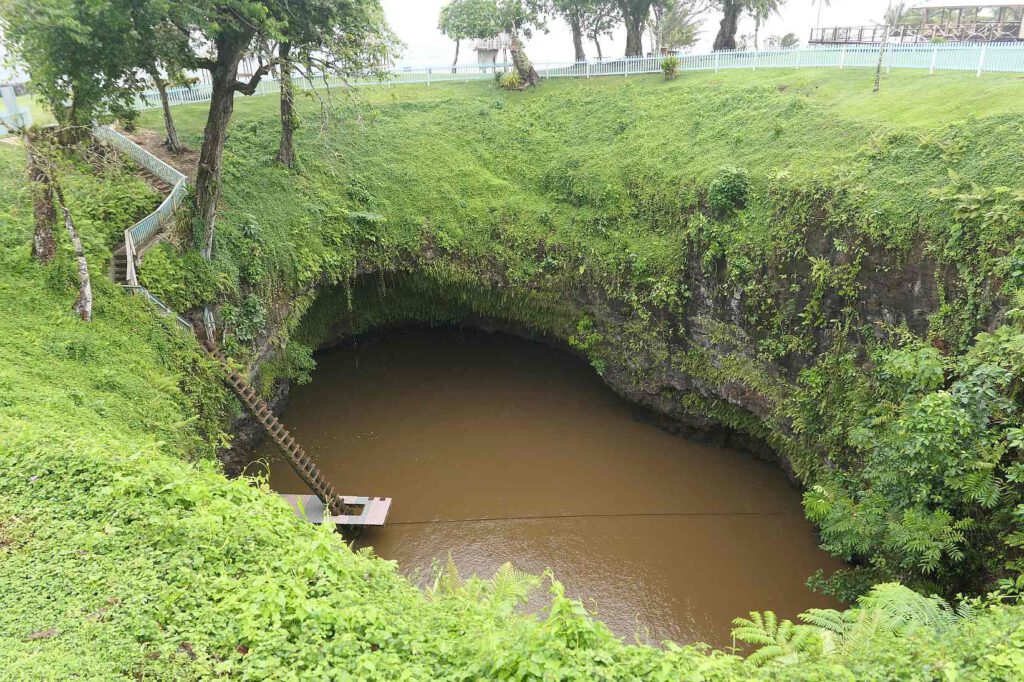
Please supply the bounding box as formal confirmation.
[427,552,464,599]
[487,562,540,609]
[731,611,821,666]
[793,582,972,659]
[856,582,960,634]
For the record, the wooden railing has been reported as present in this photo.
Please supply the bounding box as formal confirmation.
[811,22,1024,45]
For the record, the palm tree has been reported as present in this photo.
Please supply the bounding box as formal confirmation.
[884,1,908,26]
[812,0,830,29]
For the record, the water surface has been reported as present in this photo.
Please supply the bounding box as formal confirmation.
[255,326,843,646]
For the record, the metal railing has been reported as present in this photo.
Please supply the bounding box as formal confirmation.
[121,285,194,332]
[91,125,187,286]
[0,85,31,135]
[132,42,1024,112]
[89,126,194,333]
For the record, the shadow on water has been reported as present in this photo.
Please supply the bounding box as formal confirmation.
[254,325,844,647]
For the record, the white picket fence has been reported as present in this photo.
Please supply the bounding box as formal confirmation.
[134,42,1024,112]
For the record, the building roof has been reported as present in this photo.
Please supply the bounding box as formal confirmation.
[912,1,1024,9]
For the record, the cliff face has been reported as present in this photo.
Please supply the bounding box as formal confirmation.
[229,231,946,480]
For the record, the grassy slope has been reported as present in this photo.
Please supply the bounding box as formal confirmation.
[143,67,1024,281]
[0,140,757,681]
[2,70,1024,679]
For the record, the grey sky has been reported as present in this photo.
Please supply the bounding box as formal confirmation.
[382,0,900,65]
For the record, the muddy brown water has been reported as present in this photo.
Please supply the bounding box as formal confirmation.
[254,326,843,646]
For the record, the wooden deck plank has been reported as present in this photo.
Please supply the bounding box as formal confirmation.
[279,493,392,527]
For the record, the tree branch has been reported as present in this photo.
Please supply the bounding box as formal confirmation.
[231,59,277,94]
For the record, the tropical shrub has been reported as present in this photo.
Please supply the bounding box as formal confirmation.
[499,69,523,90]
[706,165,750,215]
[662,55,680,80]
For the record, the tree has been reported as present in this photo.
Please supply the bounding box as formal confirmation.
[161,0,392,259]
[53,176,93,321]
[711,0,784,51]
[439,0,498,71]
[812,0,830,29]
[272,2,395,168]
[884,1,908,25]
[124,6,197,155]
[584,2,620,59]
[616,1,656,56]
[25,135,56,264]
[766,32,799,49]
[874,2,907,93]
[493,1,548,87]
[0,0,143,131]
[551,1,612,62]
[27,133,93,320]
[650,1,704,55]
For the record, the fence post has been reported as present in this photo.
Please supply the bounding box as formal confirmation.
[839,45,847,69]
[715,52,720,73]
[977,45,987,77]
[795,48,802,69]
[427,68,431,86]
[930,45,938,74]
[585,61,590,78]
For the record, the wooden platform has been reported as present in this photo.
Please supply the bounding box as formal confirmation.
[280,494,392,527]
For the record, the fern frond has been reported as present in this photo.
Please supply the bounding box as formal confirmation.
[437,552,463,596]
[488,562,540,607]
[800,608,853,635]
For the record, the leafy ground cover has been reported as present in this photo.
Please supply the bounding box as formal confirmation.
[1,68,1023,678]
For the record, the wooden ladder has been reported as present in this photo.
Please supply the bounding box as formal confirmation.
[202,341,347,516]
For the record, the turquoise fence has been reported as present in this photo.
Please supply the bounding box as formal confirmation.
[0,85,32,135]
[91,125,187,285]
[133,42,1024,111]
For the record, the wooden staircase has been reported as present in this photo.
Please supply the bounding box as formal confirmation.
[137,167,173,195]
[96,126,390,528]
[109,168,174,285]
[111,244,130,284]
[202,341,348,517]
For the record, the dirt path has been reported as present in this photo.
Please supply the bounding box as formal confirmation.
[125,127,199,180]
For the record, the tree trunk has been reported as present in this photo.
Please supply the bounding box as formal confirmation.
[594,35,604,60]
[153,70,184,154]
[26,141,56,263]
[624,17,644,57]
[194,32,252,260]
[52,180,92,322]
[275,42,296,168]
[874,25,891,93]
[569,14,586,62]
[713,1,742,51]
[509,34,540,87]
[452,39,460,73]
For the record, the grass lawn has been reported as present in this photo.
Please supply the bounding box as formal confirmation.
[139,67,1024,137]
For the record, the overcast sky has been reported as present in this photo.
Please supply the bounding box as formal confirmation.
[382,0,900,66]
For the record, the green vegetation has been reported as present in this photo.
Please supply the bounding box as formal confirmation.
[2,67,1024,678]
[138,67,1024,597]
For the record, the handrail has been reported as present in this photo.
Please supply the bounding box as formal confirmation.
[121,285,194,332]
[91,125,187,286]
